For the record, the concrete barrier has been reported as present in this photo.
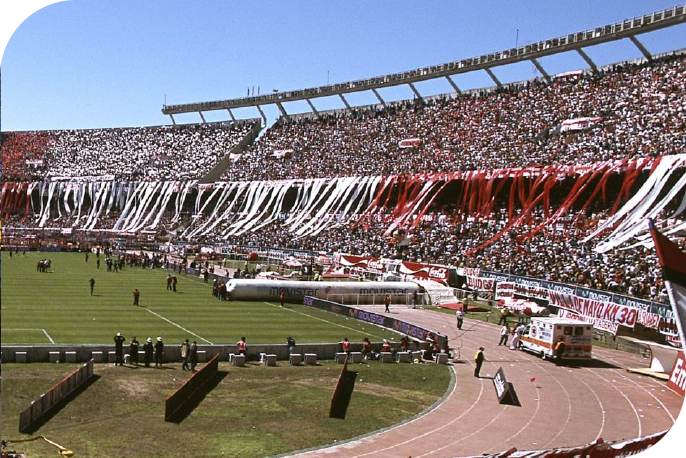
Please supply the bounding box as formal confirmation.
[304,353,317,365]
[435,352,449,364]
[396,351,412,363]
[49,352,60,363]
[379,352,394,363]
[1,341,423,363]
[65,352,77,363]
[16,352,28,363]
[289,354,302,366]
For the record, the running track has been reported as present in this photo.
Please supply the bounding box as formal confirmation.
[288,306,684,458]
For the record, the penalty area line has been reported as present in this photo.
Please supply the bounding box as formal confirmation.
[3,328,55,344]
[146,308,213,345]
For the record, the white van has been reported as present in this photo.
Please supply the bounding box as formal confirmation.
[520,317,593,360]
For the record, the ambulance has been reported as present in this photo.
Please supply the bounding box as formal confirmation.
[519,317,593,361]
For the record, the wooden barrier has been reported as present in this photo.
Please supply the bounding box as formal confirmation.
[164,354,219,422]
[18,360,95,433]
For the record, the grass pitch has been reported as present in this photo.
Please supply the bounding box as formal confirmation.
[1,361,451,458]
[1,252,402,345]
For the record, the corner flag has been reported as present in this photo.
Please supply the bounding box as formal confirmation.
[649,219,686,349]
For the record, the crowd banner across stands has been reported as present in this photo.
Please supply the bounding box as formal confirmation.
[165,354,220,422]
[480,270,673,337]
[18,360,95,433]
[303,296,448,349]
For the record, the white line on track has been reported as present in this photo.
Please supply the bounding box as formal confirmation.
[146,308,213,344]
[3,328,55,344]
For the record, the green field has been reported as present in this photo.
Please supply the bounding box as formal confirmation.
[1,252,402,345]
[1,361,451,458]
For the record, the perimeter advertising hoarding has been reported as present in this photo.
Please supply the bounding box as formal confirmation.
[303,296,447,349]
[668,352,686,396]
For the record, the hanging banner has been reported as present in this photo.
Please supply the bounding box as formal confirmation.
[398,260,450,284]
[559,309,619,335]
[495,282,516,301]
[548,290,637,329]
[465,275,495,292]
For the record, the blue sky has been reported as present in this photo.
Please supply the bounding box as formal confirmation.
[1,1,686,131]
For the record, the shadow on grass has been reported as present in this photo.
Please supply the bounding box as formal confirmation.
[165,371,229,424]
[21,374,101,435]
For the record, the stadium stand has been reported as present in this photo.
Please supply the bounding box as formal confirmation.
[1,120,259,181]
[221,53,686,181]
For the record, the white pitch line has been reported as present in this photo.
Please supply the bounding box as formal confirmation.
[43,328,55,344]
[146,308,213,344]
[3,328,55,344]
[265,302,390,341]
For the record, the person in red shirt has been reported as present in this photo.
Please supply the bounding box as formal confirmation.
[133,289,140,306]
[341,337,351,354]
[279,291,285,307]
[237,337,247,356]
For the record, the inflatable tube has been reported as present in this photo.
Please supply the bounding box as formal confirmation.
[226,279,420,303]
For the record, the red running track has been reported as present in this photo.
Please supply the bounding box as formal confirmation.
[289,306,684,458]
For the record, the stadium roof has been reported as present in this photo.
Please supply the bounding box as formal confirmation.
[162,4,686,125]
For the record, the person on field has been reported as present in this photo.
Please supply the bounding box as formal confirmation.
[456,308,464,330]
[279,291,285,307]
[89,277,96,296]
[474,347,485,377]
[287,336,296,354]
[85,252,88,263]
[154,337,164,368]
[498,307,510,325]
[114,332,126,366]
[384,294,391,313]
[96,258,101,269]
[130,336,140,366]
[190,341,199,371]
[340,337,351,354]
[180,339,190,370]
[362,337,373,359]
[498,323,510,346]
[554,336,566,365]
[143,338,154,367]
[133,288,140,306]
[167,274,173,290]
[172,276,178,292]
[237,337,247,356]
[381,339,392,353]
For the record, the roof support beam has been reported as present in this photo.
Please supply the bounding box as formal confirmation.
[408,82,423,102]
[484,68,502,88]
[530,58,552,84]
[338,93,351,111]
[445,75,462,94]
[576,48,598,73]
[305,98,320,117]
[629,35,653,61]
[276,101,289,120]
[198,111,206,124]
[226,109,236,121]
[169,114,177,126]
[255,105,267,125]
[371,88,386,107]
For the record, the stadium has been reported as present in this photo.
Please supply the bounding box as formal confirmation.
[1,2,686,457]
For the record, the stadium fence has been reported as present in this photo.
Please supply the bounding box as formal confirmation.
[18,359,95,433]
[164,354,219,422]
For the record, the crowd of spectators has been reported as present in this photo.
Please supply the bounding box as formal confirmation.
[189,205,681,303]
[1,121,258,181]
[223,53,685,181]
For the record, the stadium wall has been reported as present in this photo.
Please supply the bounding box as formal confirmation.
[0,341,406,364]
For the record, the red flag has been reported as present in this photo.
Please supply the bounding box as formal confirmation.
[649,220,686,349]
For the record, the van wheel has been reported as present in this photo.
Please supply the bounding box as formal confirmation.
[541,352,546,360]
